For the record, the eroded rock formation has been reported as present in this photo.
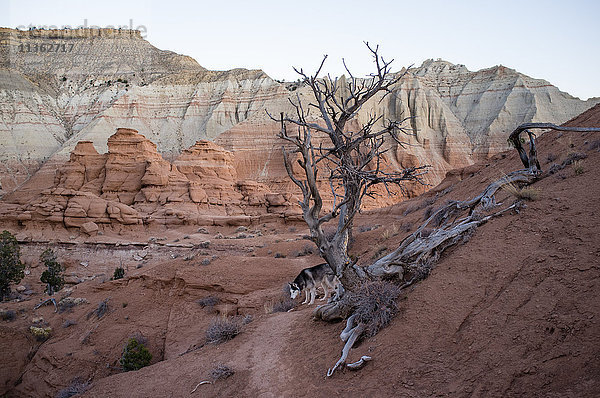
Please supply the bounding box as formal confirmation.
[0,28,598,201]
[5,128,300,232]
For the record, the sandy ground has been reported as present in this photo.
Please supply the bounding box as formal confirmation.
[1,105,599,397]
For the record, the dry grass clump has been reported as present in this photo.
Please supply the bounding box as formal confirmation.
[58,297,88,313]
[563,151,587,165]
[211,364,235,380]
[197,296,219,308]
[572,160,585,175]
[87,298,110,319]
[206,316,250,344]
[502,182,540,201]
[56,377,90,398]
[1,309,16,321]
[381,224,400,240]
[265,288,297,314]
[341,281,401,338]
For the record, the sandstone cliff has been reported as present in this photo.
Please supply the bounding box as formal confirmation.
[3,128,300,233]
[0,28,598,199]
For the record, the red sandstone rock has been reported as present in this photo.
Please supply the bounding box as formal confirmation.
[11,128,296,229]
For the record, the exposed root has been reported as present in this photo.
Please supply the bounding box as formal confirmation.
[327,319,365,377]
[347,355,372,370]
[191,381,212,393]
[34,298,57,312]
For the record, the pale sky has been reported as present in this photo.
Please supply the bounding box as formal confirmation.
[1,0,598,100]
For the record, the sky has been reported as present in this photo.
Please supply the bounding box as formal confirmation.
[1,0,599,100]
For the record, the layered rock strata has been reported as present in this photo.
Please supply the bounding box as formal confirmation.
[7,128,300,232]
[0,28,598,200]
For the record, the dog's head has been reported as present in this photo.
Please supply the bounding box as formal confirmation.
[288,282,301,299]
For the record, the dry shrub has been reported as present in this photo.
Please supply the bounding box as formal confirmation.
[502,182,540,201]
[211,364,234,380]
[1,309,16,321]
[87,298,109,319]
[55,377,89,398]
[206,316,243,344]
[266,289,297,313]
[58,297,88,313]
[545,153,558,163]
[341,281,401,338]
[381,224,400,240]
[572,160,584,175]
[548,163,564,174]
[587,139,600,151]
[564,151,587,165]
[198,296,219,308]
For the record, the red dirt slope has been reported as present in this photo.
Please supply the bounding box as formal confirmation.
[0,105,598,397]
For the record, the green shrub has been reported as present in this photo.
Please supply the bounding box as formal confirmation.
[0,230,25,301]
[120,337,152,371]
[40,249,64,295]
[113,266,125,280]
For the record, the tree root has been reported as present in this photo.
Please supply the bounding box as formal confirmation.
[34,298,57,312]
[347,356,372,370]
[327,314,366,376]
[190,381,212,393]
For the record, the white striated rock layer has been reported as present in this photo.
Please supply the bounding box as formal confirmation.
[0,28,597,200]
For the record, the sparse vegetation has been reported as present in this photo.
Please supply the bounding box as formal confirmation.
[112,266,125,280]
[502,182,540,201]
[1,309,16,321]
[88,298,110,319]
[294,244,314,257]
[205,316,247,344]
[546,153,557,163]
[200,258,212,266]
[120,337,152,371]
[573,160,585,175]
[210,364,234,380]
[40,249,64,295]
[62,319,77,328]
[0,230,25,301]
[587,139,600,151]
[58,297,88,313]
[564,151,587,165]
[340,281,401,337]
[55,377,89,398]
[30,326,52,342]
[198,296,219,308]
[381,224,400,240]
[265,289,297,313]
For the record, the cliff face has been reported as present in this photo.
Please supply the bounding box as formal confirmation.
[4,128,300,232]
[0,28,597,199]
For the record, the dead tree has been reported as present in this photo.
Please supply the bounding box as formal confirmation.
[274,45,600,376]
[272,43,428,286]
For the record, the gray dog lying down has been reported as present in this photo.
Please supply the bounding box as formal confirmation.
[288,263,340,305]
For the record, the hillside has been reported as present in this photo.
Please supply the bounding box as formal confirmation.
[1,27,597,198]
[0,104,598,397]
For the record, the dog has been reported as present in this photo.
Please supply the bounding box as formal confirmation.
[288,263,340,305]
